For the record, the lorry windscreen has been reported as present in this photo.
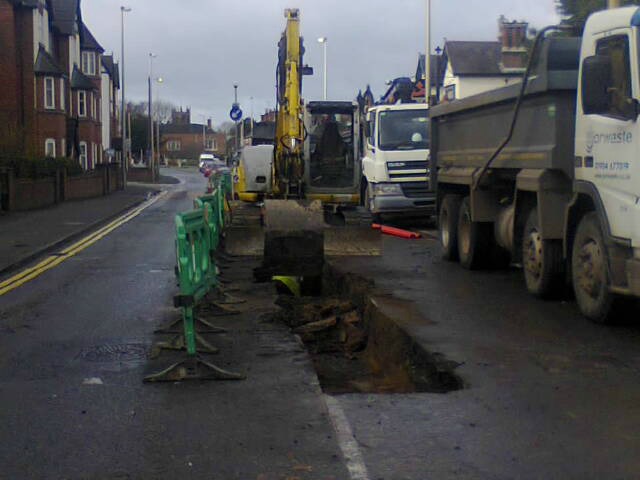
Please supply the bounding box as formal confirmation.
[378,109,429,151]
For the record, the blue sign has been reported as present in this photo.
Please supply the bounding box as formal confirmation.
[229,104,242,122]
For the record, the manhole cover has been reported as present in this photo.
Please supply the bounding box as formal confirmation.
[80,343,149,362]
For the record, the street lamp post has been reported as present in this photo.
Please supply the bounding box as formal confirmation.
[317,37,327,100]
[233,83,240,151]
[120,6,131,185]
[424,0,431,105]
[148,53,157,173]
[155,77,163,167]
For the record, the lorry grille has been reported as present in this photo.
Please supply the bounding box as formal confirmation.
[401,181,431,198]
[387,160,429,180]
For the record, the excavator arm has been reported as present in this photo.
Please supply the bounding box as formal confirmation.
[273,8,310,198]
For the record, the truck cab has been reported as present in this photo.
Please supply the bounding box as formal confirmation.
[361,103,434,219]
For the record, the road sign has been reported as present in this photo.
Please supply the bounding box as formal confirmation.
[229,104,242,122]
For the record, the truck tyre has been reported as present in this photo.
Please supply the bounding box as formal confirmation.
[457,197,491,269]
[522,208,563,298]
[572,212,615,323]
[439,194,462,261]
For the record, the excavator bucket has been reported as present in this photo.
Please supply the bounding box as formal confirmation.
[225,200,381,266]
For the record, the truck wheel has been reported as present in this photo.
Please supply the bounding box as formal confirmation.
[522,208,563,298]
[439,194,462,261]
[457,197,491,269]
[572,212,615,323]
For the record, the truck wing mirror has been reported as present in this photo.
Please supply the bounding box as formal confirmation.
[582,55,611,115]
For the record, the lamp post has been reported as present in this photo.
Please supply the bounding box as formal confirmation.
[120,6,131,184]
[233,83,240,151]
[155,77,163,168]
[148,53,157,170]
[317,37,327,100]
[424,0,431,105]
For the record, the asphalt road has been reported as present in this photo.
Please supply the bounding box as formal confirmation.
[0,169,348,480]
[3,169,639,479]
[336,234,640,480]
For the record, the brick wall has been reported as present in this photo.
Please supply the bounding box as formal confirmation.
[14,177,57,211]
[65,171,104,200]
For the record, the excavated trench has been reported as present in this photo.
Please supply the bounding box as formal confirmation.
[273,265,464,394]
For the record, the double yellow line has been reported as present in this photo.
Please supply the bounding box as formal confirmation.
[0,191,166,297]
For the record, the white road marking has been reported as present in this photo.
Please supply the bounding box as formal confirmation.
[323,395,371,480]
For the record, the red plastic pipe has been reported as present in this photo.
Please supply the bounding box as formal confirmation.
[371,223,382,230]
[379,225,421,239]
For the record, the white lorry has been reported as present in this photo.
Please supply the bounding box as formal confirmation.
[361,103,434,220]
[431,6,640,323]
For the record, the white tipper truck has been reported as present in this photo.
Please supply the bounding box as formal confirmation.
[361,103,434,220]
[431,6,640,323]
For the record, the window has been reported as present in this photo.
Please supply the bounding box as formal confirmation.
[92,143,98,167]
[44,77,55,109]
[45,138,56,158]
[79,141,88,169]
[205,138,217,150]
[167,140,181,151]
[61,138,66,157]
[59,78,65,111]
[378,109,429,151]
[594,35,633,119]
[91,93,95,119]
[82,51,96,75]
[78,91,86,117]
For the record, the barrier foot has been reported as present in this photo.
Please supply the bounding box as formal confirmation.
[144,356,245,382]
[199,302,241,317]
[156,332,220,354]
[155,316,227,334]
[212,290,247,305]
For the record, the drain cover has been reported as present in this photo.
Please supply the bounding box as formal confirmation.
[80,343,149,362]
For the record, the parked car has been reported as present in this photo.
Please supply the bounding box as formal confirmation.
[198,154,225,175]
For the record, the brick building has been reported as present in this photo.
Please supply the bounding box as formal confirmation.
[161,108,226,161]
[0,0,119,168]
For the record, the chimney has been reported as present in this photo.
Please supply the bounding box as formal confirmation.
[207,118,212,130]
[498,15,528,71]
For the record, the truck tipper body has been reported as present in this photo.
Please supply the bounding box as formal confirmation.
[431,7,640,323]
[361,103,435,218]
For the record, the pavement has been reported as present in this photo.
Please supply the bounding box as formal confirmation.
[0,181,160,276]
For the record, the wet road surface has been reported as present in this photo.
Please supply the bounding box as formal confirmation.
[336,233,640,480]
[0,169,348,479]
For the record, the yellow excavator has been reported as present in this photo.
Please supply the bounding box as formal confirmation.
[229,8,377,290]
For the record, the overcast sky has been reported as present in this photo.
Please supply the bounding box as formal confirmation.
[82,0,560,128]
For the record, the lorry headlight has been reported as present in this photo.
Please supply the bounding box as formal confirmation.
[372,183,402,196]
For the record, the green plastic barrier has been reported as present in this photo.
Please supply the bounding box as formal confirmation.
[195,191,223,251]
[174,205,216,353]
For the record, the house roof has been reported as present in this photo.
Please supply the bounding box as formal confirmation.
[50,0,80,36]
[34,45,64,76]
[416,54,445,87]
[80,22,104,52]
[71,66,95,90]
[101,55,120,87]
[444,41,522,77]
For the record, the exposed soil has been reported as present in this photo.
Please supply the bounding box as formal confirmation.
[272,265,464,394]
